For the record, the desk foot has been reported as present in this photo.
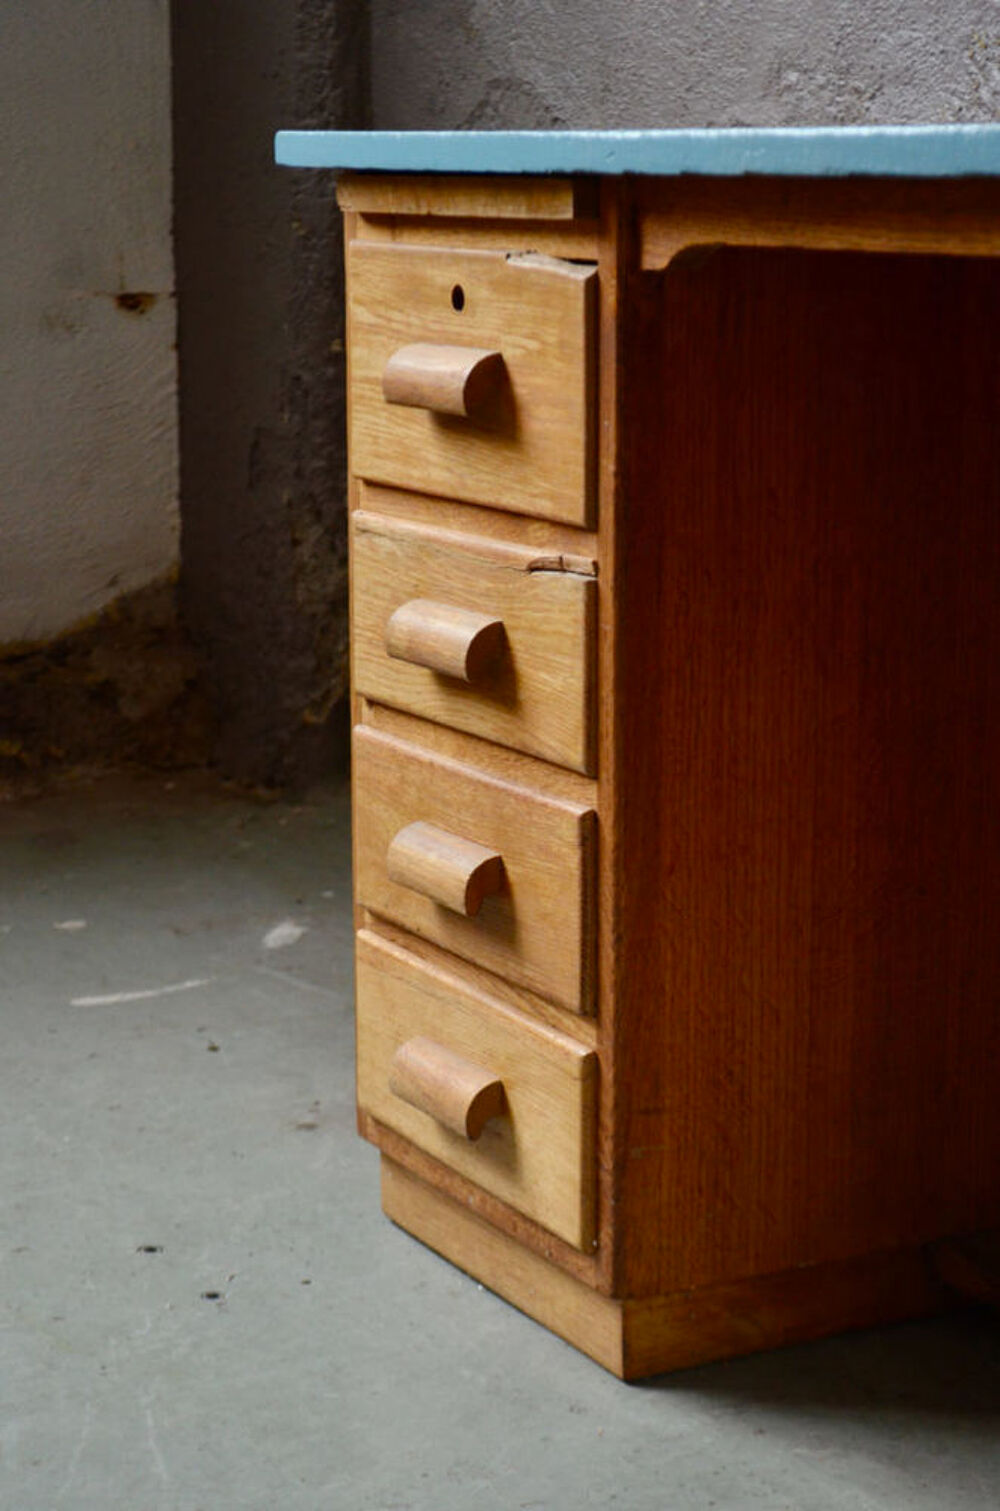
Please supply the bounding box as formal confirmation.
[929,1230,1000,1310]
[380,1156,951,1380]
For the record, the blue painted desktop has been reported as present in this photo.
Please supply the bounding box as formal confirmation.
[275,126,1000,179]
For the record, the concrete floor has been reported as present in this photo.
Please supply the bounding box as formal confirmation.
[2,772,999,1511]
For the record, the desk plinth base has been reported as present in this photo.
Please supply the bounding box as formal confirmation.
[381,1157,951,1380]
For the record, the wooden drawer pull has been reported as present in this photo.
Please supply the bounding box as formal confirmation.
[382,343,505,417]
[389,1036,506,1140]
[386,820,504,917]
[385,599,505,683]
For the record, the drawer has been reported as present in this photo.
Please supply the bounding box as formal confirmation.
[348,241,596,527]
[352,511,597,775]
[353,726,596,1014]
[356,929,597,1250]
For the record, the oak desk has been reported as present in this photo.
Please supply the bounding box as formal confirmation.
[276,129,1000,1377]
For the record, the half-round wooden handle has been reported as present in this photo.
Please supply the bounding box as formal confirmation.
[385,599,505,683]
[382,343,505,417]
[389,1037,506,1140]
[386,820,504,916]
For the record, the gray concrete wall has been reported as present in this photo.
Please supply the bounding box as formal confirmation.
[0,0,177,648]
[173,2,368,788]
[371,2,1000,127]
[0,2,207,797]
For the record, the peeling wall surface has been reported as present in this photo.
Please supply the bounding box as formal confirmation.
[0,1,177,647]
[370,0,1000,127]
[173,2,367,786]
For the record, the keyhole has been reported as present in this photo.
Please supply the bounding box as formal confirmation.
[451,284,465,311]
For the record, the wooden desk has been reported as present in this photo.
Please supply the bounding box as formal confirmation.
[276,129,1000,1377]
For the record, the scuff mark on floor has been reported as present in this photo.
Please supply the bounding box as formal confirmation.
[261,920,307,949]
[71,978,212,1006]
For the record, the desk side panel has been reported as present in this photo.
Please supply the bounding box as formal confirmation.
[615,244,1000,1298]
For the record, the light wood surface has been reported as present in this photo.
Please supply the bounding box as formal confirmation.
[363,1105,603,1283]
[357,931,598,1249]
[386,820,503,917]
[358,480,599,562]
[354,214,601,263]
[362,700,597,809]
[382,343,505,417]
[381,1159,948,1379]
[638,176,1000,268]
[355,500,597,574]
[348,242,597,526]
[353,725,597,1013]
[352,511,596,773]
[388,1037,505,1140]
[338,172,598,223]
[382,1157,624,1371]
[363,916,599,1050]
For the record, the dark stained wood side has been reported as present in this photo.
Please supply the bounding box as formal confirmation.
[616,246,1000,1297]
[594,179,630,1295]
[929,1229,1000,1309]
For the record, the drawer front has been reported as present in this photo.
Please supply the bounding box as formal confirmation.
[356,929,597,1250]
[348,242,596,527]
[353,726,596,1014]
[352,512,596,775]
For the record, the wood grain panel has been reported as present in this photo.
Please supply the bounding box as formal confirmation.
[362,916,599,1050]
[352,511,596,773]
[361,700,597,808]
[615,246,1000,1296]
[338,172,597,222]
[381,1157,624,1371]
[357,932,597,1249]
[638,176,1000,268]
[364,1109,604,1283]
[353,215,601,263]
[593,179,632,1298]
[353,725,597,1013]
[348,242,596,525]
[382,1158,947,1380]
[357,480,599,560]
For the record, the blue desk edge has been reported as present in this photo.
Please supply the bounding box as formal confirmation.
[274,127,1000,179]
